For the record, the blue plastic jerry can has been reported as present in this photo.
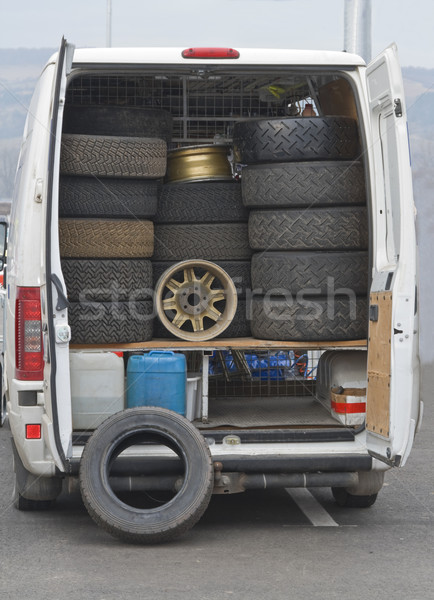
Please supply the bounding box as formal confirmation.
[126,351,186,415]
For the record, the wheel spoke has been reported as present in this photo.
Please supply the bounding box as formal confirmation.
[162,297,177,311]
[205,305,222,322]
[200,271,215,288]
[191,315,204,332]
[209,288,226,303]
[166,278,182,293]
[183,268,197,284]
[171,312,188,328]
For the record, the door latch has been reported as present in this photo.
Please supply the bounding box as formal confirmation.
[394,98,402,117]
[369,304,379,322]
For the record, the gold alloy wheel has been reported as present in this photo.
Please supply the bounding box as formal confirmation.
[155,260,237,341]
[166,145,233,183]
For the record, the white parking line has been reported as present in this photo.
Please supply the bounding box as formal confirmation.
[285,488,339,527]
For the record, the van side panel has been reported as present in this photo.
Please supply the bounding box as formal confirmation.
[6,61,63,476]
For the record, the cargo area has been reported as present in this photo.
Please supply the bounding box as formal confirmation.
[59,66,370,436]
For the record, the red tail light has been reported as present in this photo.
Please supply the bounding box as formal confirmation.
[15,287,44,380]
[182,47,240,59]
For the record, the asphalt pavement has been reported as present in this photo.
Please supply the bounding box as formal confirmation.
[0,367,433,600]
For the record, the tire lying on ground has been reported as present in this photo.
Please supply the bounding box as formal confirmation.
[155,181,248,223]
[62,106,173,143]
[250,295,368,341]
[241,161,366,208]
[59,218,154,259]
[153,260,252,299]
[69,299,153,344]
[251,251,369,296]
[248,207,368,251]
[60,134,167,178]
[79,407,214,544]
[153,223,252,261]
[233,117,360,164]
[62,258,153,302]
[59,176,159,219]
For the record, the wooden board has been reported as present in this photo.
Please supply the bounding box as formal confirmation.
[71,337,367,352]
[366,292,392,437]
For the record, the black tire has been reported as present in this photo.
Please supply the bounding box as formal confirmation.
[0,394,6,427]
[233,117,360,163]
[60,134,167,178]
[218,300,251,338]
[69,300,153,344]
[332,470,384,507]
[59,218,154,259]
[62,258,153,302]
[59,176,159,219]
[12,442,62,510]
[251,251,369,296]
[14,495,56,511]
[63,106,173,143]
[153,223,252,261]
[152,260,252,299]
[155,181,248,223]
[250,295,368,341]
[332,487,378,508]
[79,407,213,544]
[0,365,6,427]
[154,299,251,339]
[241,161,366,208]
[248,207,368,251]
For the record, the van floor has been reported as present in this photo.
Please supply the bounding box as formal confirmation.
[198,396,339,429]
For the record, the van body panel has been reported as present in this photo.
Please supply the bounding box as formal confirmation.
[364,44,419,464]
[71,47,366,68]
[5,40,71,474]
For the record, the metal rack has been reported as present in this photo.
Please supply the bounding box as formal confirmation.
[66,72,313,144]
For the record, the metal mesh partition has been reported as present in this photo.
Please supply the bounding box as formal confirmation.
[66,72,313,144]
[207,350,322,398]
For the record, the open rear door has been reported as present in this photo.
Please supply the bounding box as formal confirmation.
[43,38,75,468]
[365,44,420,466]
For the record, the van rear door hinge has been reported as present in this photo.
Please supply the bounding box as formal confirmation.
[394,98,403,117]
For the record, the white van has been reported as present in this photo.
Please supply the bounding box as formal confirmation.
[0,40,421,543]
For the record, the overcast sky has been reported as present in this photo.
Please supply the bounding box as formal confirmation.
[1,0,433,68]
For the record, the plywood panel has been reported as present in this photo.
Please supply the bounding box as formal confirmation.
[71,337,367,352]
[366,292,392,437]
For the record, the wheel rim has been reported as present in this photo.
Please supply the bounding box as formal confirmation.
[155,260,237,341]
[166,145,233,183]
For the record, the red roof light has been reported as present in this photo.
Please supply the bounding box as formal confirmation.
[182,47,240,59]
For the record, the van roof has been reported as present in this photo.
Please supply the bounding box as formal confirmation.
[65,47,366,68]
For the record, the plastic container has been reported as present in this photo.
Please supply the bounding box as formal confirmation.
[126,351,186,415]
[186,374,202,421]
[70,352,125,430]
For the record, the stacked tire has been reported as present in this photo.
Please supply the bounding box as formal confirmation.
[59,107,173,344]
[152,179,253,338]
[233,116,369,341]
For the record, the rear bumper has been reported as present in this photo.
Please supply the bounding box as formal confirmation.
[67,451,372,476]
